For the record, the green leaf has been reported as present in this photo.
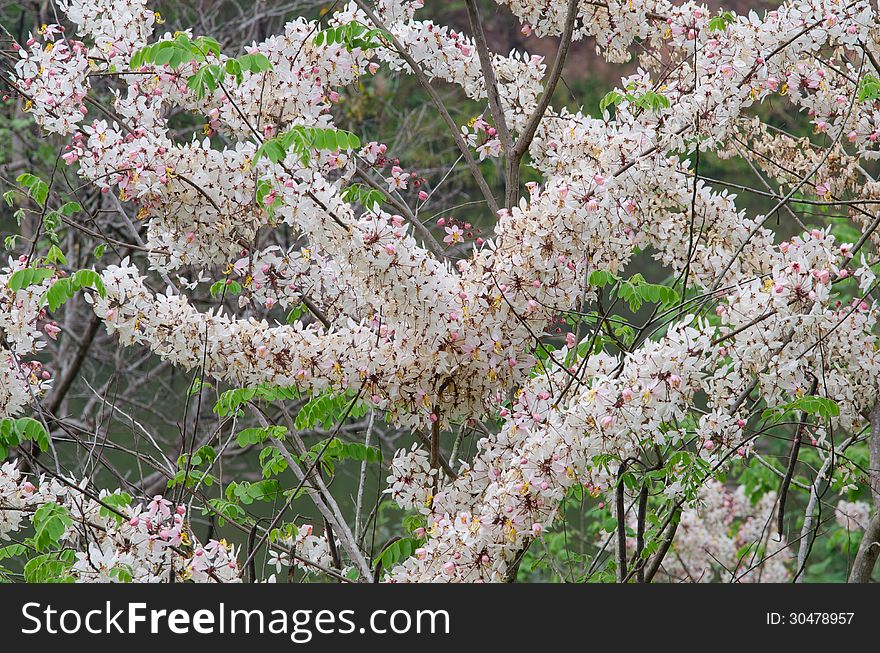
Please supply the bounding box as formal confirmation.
[254,126,361,166]
[32,503,73,551]
[109,565,133,583]
[71,269,106,297]
[762,396,841,423]
[203,498,249,526]
[374,537,418,570]
[43,278,72,312]
[255,139,288,164]
[588,269,616,288]
[707,11,736,33]
[599,90,624,114]
[0,417,49,452]
[341,183,386,209]
[225,58,243,83]
[858,75,880,103]
[59,201,81,216]
[45,245,66,266]
[236,425,287,447]
[213,387,257,417]
[186,64,222,100]
[237,53,272,73]
[294,390,367,430]
[212,384,300,417]
[209,279,242,298]
[8,267,54,292]
[314,21,389,52]
[41,269,105,312]
[259,447,288,478]
[24,552,75,583]
[16,173,49,206]
[99,492,132,523]
[0,544,26,561]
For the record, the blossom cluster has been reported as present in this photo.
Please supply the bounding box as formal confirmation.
[0,461,240,582]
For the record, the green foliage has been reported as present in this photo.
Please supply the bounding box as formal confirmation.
[168,445,218,489]
[341,183,385,209]
[185,64,224,100]
[761,396,840,423]
[374,537,419,570]
[617,273,679,312]
[314,21,390,51]
[588,269,616,288]
[259,446,288,478]
[0,417,49,459]
[294,390,368,430]
[7,267,54,292]
[16,173,49,206]
[130,34,221,69]
[108,565,134,583]
[589,270,679,313]
[255,178,282,217]
[45,245,66,266]
[600,85,671,115]
[31,503,73,551]
[707,11,736,33]
[309,437,383,469]
[236,425,287,447]
[203,498,249,526]
[24,551,75,583]
[599,90,624,114]
[225,479,283,505]
[99,492,132,524]
[253,434,381,480]
[59,201,81,217]
[857,74,880,103]
[286,303,306,323]
[209,279,242,298]
[0,544,26,561]
[43,269,107,312]
[131,34,271,100]
[213,384,301,417]
[255,126,361,166]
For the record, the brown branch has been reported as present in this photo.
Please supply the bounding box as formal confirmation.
[464,0,513,156]
[506,0,579,207]
[353,0,500,216]
[615,461,628,583]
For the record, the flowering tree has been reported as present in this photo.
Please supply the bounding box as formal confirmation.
[1,0,880,583]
